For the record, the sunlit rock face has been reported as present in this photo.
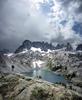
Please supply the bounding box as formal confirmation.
[15,40,55,53]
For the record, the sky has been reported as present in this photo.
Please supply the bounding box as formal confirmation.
[0,0,82,51]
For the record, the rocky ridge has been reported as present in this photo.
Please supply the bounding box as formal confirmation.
[0,73,82,100]
[76,44,82,51]
[15,40,55,53]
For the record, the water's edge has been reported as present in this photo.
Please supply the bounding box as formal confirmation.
[21,69,68,84]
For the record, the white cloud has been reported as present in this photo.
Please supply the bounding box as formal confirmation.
[46,0,82,43]
[0,0,82,51]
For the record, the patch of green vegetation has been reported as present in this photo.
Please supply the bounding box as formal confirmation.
[30,86,82,100]
[46,58,53,70]
[0,75,19,100]
[30,87,55,100]
[59,91,72,100]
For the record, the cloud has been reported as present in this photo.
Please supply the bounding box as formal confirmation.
[47,0,82,43]
[0,0,82,51]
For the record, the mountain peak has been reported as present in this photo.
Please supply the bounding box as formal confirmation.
[15,40,55,53]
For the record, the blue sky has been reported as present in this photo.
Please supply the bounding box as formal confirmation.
[0,0,82,51]
[39,0,54,14]
[72,22,82,35]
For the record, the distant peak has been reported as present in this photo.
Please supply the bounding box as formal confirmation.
[15,40,55,53]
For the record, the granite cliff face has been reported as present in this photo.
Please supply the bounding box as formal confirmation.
[15,40,55,53]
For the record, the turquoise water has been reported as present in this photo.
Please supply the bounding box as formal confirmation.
[22,69,67,84]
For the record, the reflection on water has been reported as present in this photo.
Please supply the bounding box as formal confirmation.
[33,69,41,78]
[33,70,37,78]
[22,69,67,84]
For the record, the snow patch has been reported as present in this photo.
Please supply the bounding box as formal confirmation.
[31,47,44,53]
[33,60,44,68]
[5,53,14,57]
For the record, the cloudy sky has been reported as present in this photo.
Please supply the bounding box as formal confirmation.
[0,0,82,51]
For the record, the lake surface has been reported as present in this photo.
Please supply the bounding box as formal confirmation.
[22,69,67,84]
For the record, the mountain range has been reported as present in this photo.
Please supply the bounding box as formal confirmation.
[15,40,75,53]
[15,40,55,53]
[0,40,82,54]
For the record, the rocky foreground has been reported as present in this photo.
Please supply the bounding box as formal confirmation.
[0,73,82,100]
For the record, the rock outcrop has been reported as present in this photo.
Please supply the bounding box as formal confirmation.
[0,73,82,100]
[65,42,73,51]
[76,44,82,51]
